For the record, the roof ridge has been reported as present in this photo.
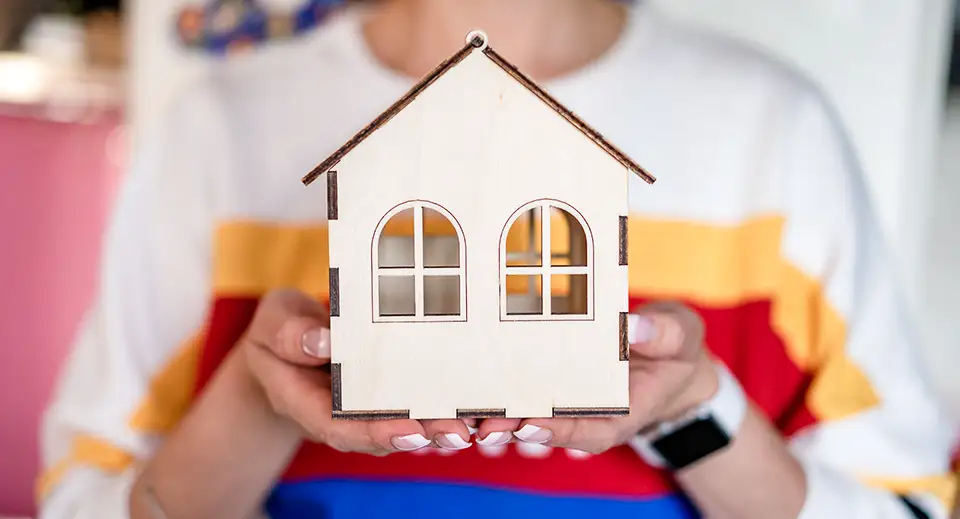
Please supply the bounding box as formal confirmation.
[302,31,655,186]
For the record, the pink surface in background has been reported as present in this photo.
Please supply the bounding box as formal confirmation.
[0,109,123,517]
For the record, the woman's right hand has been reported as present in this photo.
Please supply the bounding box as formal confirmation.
[238,288,442,455]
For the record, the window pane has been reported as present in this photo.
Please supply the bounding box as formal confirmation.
[551,274,589,315]
[378,275,415,316]
[378,207,415,268]
[424,275,460,316]
[505,275,542,315]
[423,207,460,268]
[505,206,542,267]
[550,206,587,267]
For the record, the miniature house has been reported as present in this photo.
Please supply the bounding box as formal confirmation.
[302,30,655,420]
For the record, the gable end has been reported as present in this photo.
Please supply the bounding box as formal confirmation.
[302,32,656,187]
[481,47,655,184]
[302,37,479,186]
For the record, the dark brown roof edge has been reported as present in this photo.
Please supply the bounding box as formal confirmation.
[482,47,655,184]
[302,36,481,186]
[302,34,656,186]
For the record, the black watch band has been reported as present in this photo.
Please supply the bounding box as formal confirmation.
[649,412,732,470]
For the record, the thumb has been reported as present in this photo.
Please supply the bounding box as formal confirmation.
[629,313,683,360]
[247,289,332,367]
[288,320,330,364]
[275,316,332,367]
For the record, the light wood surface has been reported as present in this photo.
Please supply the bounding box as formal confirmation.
[327,44,633,419]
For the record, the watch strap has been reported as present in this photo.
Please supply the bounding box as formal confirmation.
[630,360,747,470]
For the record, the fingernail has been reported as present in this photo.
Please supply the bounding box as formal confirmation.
[436,433,471,450]
[630,315,657,343]
[476,431,511,447]
[390,433,431,451]
[467,425,479,436]
[301,328,330,358]
[514,424,552,444]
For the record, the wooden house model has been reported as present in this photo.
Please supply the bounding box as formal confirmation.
[302,30,655,420]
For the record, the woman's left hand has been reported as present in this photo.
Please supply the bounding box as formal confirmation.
[472,301,720,453]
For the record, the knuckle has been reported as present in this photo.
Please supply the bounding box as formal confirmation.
[364,426,391,452]
[320,429,351,453]
[316,424,386,455]
[274,319,301,352]
[582,444,605,455]
[576,427,618,455]
[255,290,288,321]
[672,321,687,344]
[263,390,289,418]
[584,438,614,455]
[601,431,620,452]
[550,427,574,447]
[296,420,325,444]
[371,443,398,457]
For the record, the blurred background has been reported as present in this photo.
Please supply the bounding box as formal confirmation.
[0,0,958,516]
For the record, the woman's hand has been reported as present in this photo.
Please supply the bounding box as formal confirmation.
[475,301,720,453]
[239,288,453,454]
[130,288,471,519]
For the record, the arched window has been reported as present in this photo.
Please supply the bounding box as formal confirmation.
[500,199,594,321]
[372,200,466,322]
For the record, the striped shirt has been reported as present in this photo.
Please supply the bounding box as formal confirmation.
[38,4,957,518]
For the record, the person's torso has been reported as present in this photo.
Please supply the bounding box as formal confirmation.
[187,5,825,517]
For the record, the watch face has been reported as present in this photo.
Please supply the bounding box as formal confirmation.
[651,415,731,470]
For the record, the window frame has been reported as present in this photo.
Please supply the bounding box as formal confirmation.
[499,198,595,322]
[371,199,467,323]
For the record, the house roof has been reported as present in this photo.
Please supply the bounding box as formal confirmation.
[302,31,656,186]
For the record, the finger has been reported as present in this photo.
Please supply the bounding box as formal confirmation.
[365,420,432,453]
[421,419,473,450]
[280,317,331,366]
[629,313,683,360]
[248,289,331,367]
[264,363,430,454]
[516,418,624,454]
[461,418,479,436]
[322,418,429,455]
[630,303,704,361]
[513,418,569,445]
[259,352,427,454]
[245,342,330,420]
[475,418,521,447]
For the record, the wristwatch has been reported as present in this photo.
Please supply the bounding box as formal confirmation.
[630,360,747,470]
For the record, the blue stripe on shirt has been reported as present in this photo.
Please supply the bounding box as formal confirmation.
[265,478,701,519]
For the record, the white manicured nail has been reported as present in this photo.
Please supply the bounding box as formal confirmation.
[514,424,552,444]
[436,433,471,450]
[630,315,657,343]
[467,425,479,436]
[391,434,431,451]
[477,431,511,446]
[301,328,331,358]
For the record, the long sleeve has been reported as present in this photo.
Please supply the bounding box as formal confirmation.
[775,88,958,518]
[37,86,231,519]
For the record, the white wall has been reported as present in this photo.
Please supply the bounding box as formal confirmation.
[647,0,954,320]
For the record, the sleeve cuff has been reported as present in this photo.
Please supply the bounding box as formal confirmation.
[794,454,942,519]
[39,467,136,519]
